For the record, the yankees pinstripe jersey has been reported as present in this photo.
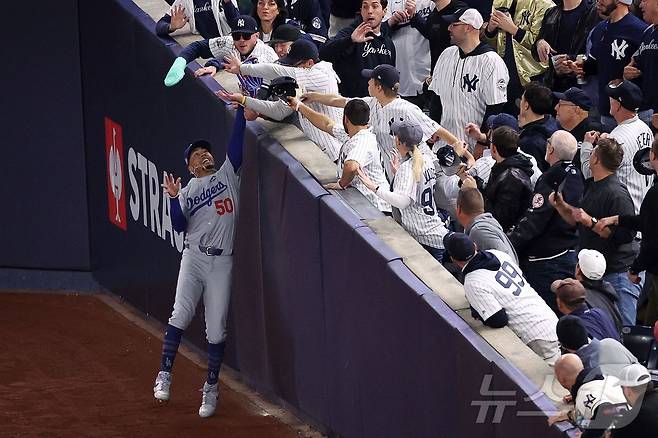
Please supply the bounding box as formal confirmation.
[179,158,240,252]
[360,96,442,181]
[464,250,558,344]
[385,0,435,96]
[240,61,343,161]
[429,44,509,151]
[332,125,391,212]
[581,116,653,214]
[393,152,448,248]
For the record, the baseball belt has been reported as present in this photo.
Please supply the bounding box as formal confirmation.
[184,243,224,256]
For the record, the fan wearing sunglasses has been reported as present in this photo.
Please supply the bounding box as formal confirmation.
[164,15,278,88]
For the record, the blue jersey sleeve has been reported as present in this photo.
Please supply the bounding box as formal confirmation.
[170,196,188,232]
[180,40,214,63]
[227,106,246,172]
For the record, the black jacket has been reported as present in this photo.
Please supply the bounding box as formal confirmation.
[484,153,535,232]
[509,161,584,259]
[284,0,328,45]
[619,183,658,275]
[611,389,658,437]
[580,175,637,274]
[519,115,559,172]
[409,0,467,73]
[319,17,396,97]
[582,278,623,334]
[532,0,601,90]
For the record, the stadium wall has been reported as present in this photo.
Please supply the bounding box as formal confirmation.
[7,0,576,436]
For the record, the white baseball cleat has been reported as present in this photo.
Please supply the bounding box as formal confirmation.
[198,382,219,417]
[154,371,172,401]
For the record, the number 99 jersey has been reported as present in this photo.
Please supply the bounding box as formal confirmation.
[179,158,240,253]
[393,151,449,249]
[464,250,558,345]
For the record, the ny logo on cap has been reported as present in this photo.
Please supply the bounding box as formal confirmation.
[238,18,245,27]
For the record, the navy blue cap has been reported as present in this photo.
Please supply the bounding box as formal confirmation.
[184,139,212,165]
[279,39,319,66]
[607,80,643,111]
[361,64,400,90]
[269,23,302,44]
[486,113,518,132]
[553,87,592,111]
[231,15,259,34]
[443,232,476,262]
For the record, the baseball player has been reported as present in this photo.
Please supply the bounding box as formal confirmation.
[581,81,653,215]
[163,15,278,91]
[222,39,343,161]
[287,96,391,213]
[153,107,247,418]
[302,64,467,182]
[357,120,449,259]
[428,8,509,152]
[444,232,560,364]
[156,0,238,40]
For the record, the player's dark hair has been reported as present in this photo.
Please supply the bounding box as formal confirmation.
[457,188,485,215]
[595,138,624,172]
[523,81,553,115]
[491,126,519,158]
[344,99,370,126]
[362,0,388,8]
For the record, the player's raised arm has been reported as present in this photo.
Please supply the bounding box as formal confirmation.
[301,91,348,108]
[227,106,247,173]
[288,97,336,135]
[161,173,187,232]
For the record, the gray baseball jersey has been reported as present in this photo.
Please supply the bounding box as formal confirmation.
[393,152,448,248]
[332,125,391,212]
[241,61,343,161]
[360,96,442,181]
[429,46,509,151]
[464,250,558,344]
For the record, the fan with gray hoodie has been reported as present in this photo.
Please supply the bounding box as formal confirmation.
[465,212,519,265]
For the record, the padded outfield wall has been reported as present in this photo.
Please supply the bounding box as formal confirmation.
[6,0,575,436]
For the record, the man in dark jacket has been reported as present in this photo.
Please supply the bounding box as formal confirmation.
[518,82,559,171]
[320,0,396,97]
[509,130,584,311]
[464,126,534,232]
[551,137,639,326]
[532,0,601,91]
[611,364,658,437]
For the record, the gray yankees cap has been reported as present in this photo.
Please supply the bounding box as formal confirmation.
[391,120,422,146]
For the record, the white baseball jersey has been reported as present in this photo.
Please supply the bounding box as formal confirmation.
[464,250,558,344]
[209,37,278,64]
[393,152,448,248]
[574,376,627,424]
[384,0,435,96]
[332,125,391,212]
[360,96,442,181]
[241,61,343,161]
[607,116,652,214]
[429,46,509,151]
[179,158,240,252]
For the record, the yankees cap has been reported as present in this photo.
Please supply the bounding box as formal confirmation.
[615,364,652,387]
[634,147,656,176]
[279,39,319,66]
[436,145,466,176]
[486,113,518,132]
[443,232,476,262]
[269,24,302,44]
[553,87,592,111]
[361,64,400,90]
[607,80,643,112]
[231,15,258,34]
[442,8,484,30]
[391,120,422,146]
[577,249,606,281]
[185,139,212,165]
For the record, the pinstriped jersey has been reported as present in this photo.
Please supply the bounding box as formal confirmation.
[241,61,343,161]
[609,116,653,214]
[332,126,390,212]
[464,250,558,344]
[179,158,240,252]
[393,152,448,248]
[360,96,442,181]
[429,45,509,151]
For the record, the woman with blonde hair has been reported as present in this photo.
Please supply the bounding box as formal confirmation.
[358,120,449,260]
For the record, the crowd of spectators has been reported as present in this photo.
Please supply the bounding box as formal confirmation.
[156,0,658,433]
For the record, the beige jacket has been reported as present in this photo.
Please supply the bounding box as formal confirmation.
[486,0,555,85]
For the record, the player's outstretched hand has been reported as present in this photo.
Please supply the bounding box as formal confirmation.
[300,92,319,103]
[223,55,242,75]
[324,181,344,190]
[164,57,187,87]
[169,4,189,32]
[464,123,485,142]
[287,96,301,111]
[216,90,243,109]
[356,166,377,191]
[351,22,375,43]
[195,66,217,78]
[162,173,182,197]
[391,152,400,175]
[547,411,569,426]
